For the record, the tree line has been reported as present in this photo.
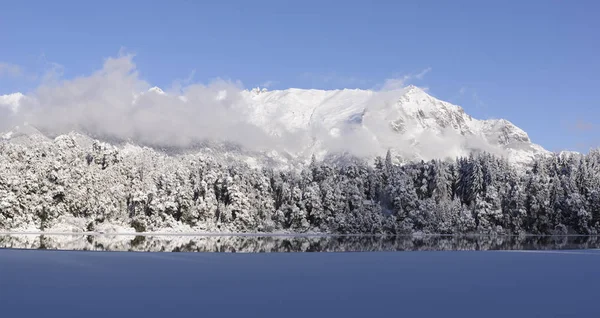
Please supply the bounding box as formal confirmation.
[1,134,599,234]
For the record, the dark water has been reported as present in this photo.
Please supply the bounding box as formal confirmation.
[2,235,600,317]
[1,248,600,318]
[2,234,600,252]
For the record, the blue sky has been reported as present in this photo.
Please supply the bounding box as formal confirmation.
[1,0,598,152]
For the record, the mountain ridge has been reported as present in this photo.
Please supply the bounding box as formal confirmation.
[1,85,548,166]
[241,85,548,165]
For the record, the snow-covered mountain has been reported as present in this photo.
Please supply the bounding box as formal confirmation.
[241,85,547,165]
[2,86,597,235]
[0,85,547,165]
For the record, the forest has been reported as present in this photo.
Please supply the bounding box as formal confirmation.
[1,134,599,234]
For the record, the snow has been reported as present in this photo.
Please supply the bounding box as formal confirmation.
[44,216,90,233]
[244,87,372,133]
[2,84,584,235]
[559,150,582,158]
[2,85,547,165]
[239,85,548,165]
[0,123,50,145]
[147,86,166,95]
[2,131,12,140]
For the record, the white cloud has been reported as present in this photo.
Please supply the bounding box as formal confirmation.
[380,76,411,91]
[2,55,505,163]
[182,69,196,84]
[379,67,432,91]
[415,67,432,80]
[40,62,65,84]
[33,52,66,83]
[0,93,25,113]
[0,56,67,85]
[169,69,196,93]
[11,54,276,150]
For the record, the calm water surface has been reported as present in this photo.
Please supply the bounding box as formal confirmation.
[2,235,600,318]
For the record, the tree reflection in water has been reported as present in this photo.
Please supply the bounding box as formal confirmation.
[2,234,600,253]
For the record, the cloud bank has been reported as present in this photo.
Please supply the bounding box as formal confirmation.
[5,54,276,150]
[1,55,516,163]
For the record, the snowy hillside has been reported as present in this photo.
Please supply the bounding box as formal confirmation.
[242,85,548,165]
[1,85,547,165]
[0,85,597,234]
[0,131,599,234]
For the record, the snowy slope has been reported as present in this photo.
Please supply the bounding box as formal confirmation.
[241,85,548,165]
[1,85,547,165]
[1,123,50,144]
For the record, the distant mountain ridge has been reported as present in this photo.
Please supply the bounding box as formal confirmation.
[1,85,548,165]
[241,85,548,165]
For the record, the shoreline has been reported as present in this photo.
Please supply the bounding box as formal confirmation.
[1,231,599,238]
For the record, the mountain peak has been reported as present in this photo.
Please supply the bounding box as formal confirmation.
[403,84,421,92]
[241,86,547,165]
[148,86,166,95]
[251,87,268,95]
[402,85,430,96]
[399,85,432,103]
[1,86,548,166]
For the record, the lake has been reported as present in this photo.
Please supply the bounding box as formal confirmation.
[1,235,600,317]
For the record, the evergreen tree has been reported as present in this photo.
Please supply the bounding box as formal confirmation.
[2,134,600,235]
